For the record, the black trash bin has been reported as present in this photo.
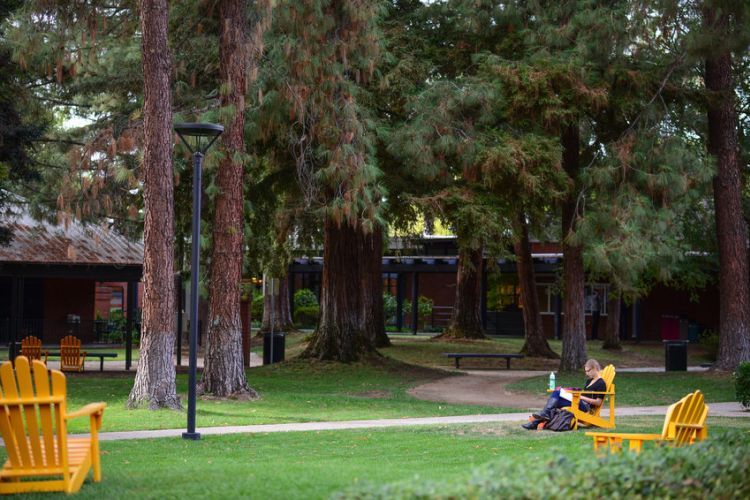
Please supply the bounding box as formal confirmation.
[664,340,688,371]
[263,332,285,365]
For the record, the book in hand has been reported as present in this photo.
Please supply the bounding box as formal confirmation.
[558,388,573,401]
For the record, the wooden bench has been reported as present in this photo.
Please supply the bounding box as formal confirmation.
[443,353,524,369]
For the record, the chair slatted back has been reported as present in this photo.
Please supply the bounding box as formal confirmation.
[0,356,68,472]
[590,365,616,417]
[60,336,83,371]
[20,336,44,361]
[671,390,708,445]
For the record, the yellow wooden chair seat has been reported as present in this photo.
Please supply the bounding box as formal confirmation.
[0,356,106,494]
[586,390,709,454]
[563,364,616,429]
[59,335,87,372]
[19,336,48,364]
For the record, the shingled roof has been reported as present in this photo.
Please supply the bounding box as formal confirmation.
[0,202,143,266]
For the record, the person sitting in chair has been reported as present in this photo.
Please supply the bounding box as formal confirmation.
[522,358,607,430]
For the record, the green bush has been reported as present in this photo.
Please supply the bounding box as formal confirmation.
[251,290,263,320]
[735,361,750,409]
[294,288,319,308]
[294,305,319,328]
[699,329,719,361]
[334,431,750,499]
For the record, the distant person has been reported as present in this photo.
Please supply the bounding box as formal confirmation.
[522,359,607,430]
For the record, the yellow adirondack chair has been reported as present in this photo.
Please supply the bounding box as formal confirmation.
[586,390,709,454]
[0,356,106,494]
[563,364,616,429]
[59,336,86,372]
[20,336,48,364]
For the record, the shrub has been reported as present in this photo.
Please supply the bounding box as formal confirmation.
[251,290,263,320]
[294,305,319,328]
[383,293,397,324]
[334,431,750,499]
[699,329,719,361]
[294,288,318,308]
[735,361,750,409]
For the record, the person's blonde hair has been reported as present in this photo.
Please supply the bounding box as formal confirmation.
[585,359,601,371]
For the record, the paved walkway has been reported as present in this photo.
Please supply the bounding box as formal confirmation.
[87,402,747,442]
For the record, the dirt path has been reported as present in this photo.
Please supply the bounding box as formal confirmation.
[409,370,549,410]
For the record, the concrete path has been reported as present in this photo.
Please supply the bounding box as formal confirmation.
[84,402,747,442]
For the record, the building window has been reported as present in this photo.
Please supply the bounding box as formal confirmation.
[536,283,608,316]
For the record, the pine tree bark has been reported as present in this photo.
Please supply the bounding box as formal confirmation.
[704,4,750,370]
[201,0,257,398]
[361,225,390,348]
[443,244,486,339]
[560,124,587,371]
[302,219,375,361]
[128,0,180,409]
[515,213,558,358]
[602,291,622,350]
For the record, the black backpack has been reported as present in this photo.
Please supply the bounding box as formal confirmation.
[544,408,576,432]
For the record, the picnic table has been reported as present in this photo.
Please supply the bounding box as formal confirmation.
[443,352,524,369]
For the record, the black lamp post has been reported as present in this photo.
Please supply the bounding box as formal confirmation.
[174,122,223,441]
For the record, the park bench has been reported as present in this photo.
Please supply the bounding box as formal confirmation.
[46,351,118,372]
[586,389,708,453]
[562,364,617,429]
[0,356,107,494]
[442,352,524,369]
[20,335,48,364]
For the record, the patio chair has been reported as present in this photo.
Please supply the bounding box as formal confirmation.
[20,335,48,364]
[0,356,106,493]
[59,335,87,372]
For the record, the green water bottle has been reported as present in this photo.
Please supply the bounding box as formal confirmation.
[548,371,556,391]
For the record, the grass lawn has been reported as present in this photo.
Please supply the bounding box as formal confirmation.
[63,358,503,433]
[382,335,713,370]
[507,370,737,406]
[6,416,749,499]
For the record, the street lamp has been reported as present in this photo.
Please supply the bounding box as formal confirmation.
[174,122,223,440]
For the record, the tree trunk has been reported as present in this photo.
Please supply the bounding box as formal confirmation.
[201,0,257,398]
[704,5,750,370]
[260,274,295,334]
[560,124,587,371]
[515,213,558,358]
[443,244,486,339]
[302,219,375,361]
[128,0,180,409]
[361,225,390,348]
[602,291,622,350]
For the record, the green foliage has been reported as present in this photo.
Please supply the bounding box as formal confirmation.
[293,305,320,328]
[293,288,318,309]
[251,290,264,321]
[699,329,720,362]
[336,431,750,499]
[735,361,750,409]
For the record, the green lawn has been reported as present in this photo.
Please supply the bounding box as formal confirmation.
[6,417,749,499]
[63,358,504,433]
[382,335,713,370]
[507,371,736,406]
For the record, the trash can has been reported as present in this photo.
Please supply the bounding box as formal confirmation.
[263,332,285,365]
[664,340,688,371]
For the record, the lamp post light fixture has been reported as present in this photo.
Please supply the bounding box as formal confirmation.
[174,122,223,441]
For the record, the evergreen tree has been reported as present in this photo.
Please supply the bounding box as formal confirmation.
[201,0,269,398]
[700,1,750,370]
[128,0,179,409]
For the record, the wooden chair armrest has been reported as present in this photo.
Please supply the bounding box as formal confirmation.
[66,402,107,420]
[586,432,663,441]
[565,389,615,395]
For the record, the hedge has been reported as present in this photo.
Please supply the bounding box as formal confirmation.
[334,430,750,499]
